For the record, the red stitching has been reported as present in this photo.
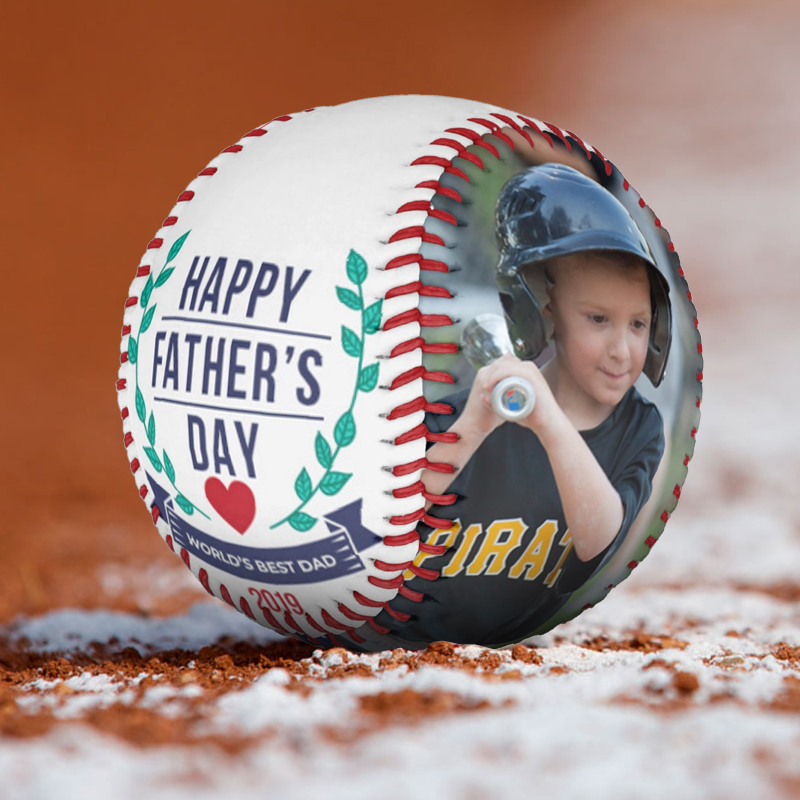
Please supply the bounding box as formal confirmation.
[369,617,391,634]
[261,605,290,635]
[446,127,502,158]
[399,585,424,602]
[489,114,534,149]
[410,156,470,183]
[198,569,213,595]
[409,563,439,581]
[389,457,453,477]
[368,574,404,590]
[353,591,410,622]
[430,137,485,169]
[385,253,450,272]
[374,559,413,572]
[385,281,453,300]
[517,116,554,147]
[388,366,453,390]
[542,122,571,151]
[388,226,445,246]
[337,603,373,622]
[383,531,419,547]
[384,309,454,331]
[385,396,452,420]
[304,613,327,633]
[389,508,453,529]
[391,423,458,446]
[415,180,463,203]
[240,597,256,620]
[321,609,366,643]
[282,611,304,633]
[466,119,514,150]
[419,541,447,555]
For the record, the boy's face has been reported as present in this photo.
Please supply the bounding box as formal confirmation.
[541,252,652,408]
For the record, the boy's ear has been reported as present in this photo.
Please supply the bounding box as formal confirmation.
[542,284,553,318]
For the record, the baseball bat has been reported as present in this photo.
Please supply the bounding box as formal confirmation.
[461,314,536,422]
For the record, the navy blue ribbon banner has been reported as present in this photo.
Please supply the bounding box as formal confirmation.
[147,473,382,585]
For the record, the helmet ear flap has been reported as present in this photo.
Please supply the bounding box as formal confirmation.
[497,275,549,361]
[643,268,672,387]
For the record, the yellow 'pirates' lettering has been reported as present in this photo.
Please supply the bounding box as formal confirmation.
[543,526,574,588]
[508,520,560,581]
[465,519,527,576]
[403,522,462,581]
[442,523,483,577]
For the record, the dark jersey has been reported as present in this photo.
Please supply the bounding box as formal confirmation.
[365,383,665,649]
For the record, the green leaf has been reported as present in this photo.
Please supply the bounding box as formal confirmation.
[288,511,316,532]
[319,471,352,496]
[147,411,156,444]
[140,274,154,308]
[295,468,312,502]
[140,305,156,334]
[341,326,362,358]
[346,249,368,286]
[358,363,379,392]
[135,387,146,423]
[154,267,174,288]
[175,494,194,515]
[315,432,332,469]
[143,447,163,472]
[334,411,356,447]
[166,230,191,265]
[336,286,361,310]
[163,450,175,483]
[127,336,138,365]
[363,300,383,334]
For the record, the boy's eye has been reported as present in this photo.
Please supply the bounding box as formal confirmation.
[590,315,606,324]
[633,320,649,330]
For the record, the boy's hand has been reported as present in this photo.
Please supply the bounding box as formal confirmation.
[463,353,561,438]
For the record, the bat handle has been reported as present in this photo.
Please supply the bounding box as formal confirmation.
[492,376,536,422]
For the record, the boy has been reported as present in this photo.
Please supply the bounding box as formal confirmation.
[372,163,672,648]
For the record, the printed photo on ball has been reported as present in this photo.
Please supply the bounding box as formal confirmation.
[379,125,694,647]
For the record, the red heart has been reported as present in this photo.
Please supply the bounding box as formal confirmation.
[204,478,256,535]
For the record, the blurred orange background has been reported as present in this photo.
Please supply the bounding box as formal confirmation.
[1,0,796,620]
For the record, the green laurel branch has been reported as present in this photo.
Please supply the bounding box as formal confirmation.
[128,229,209,519]
[271,248,382,532]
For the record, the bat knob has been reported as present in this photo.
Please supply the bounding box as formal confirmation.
[492,376,536,422]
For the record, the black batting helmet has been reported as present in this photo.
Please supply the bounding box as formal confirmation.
[495,163,672,387]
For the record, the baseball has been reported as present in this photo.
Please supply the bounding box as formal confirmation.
[117,95,702,651]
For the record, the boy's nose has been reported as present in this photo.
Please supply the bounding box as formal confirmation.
[607,329,630,362]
